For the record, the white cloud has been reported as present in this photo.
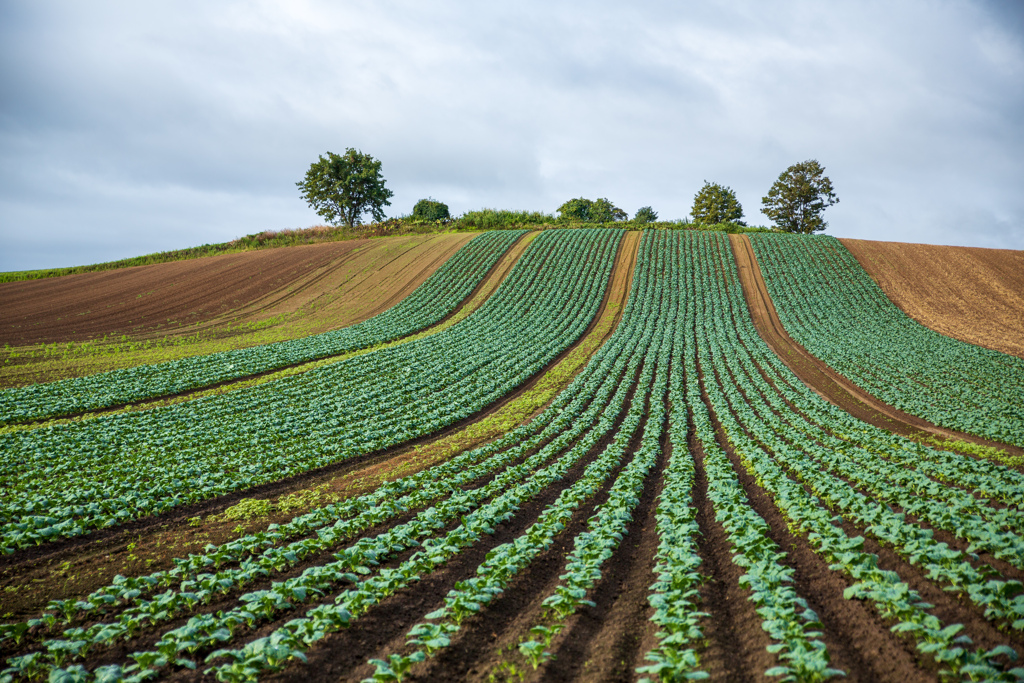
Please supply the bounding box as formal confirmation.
[1,0,1022,270]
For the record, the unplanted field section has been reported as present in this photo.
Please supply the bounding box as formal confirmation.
[0,229,619,551]
[0,231,524,425]
[0,234,474,347]
[842,238,1024,359]
[749,233,1024,449]
[2,230,1022,683]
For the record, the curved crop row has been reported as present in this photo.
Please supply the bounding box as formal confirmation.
[688,231,1022,680]
[0,230,526,425]
[0,229,621,551]
[1,231,668,681]
[748,233,1024,448]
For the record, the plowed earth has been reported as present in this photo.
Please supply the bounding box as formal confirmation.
[841,238,1024,359]
[0,233,473,346]
[730,234,1024,462]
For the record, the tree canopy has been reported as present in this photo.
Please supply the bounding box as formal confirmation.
[557,197,628,223]
[296,149,393,228]
[633,206,658,223]
[761,160,839,233]
[691,181,745,225]
[412,198,450,222]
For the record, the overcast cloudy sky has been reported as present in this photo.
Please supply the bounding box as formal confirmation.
[1,1,1022,271]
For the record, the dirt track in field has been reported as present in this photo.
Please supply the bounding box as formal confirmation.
[729,234,1024,460]
[0,233,473,346]
[841,238,1024,359]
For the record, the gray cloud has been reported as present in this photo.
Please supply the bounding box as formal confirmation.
[2,0,1022,270]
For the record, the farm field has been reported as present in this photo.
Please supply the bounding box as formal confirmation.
[1,229,1023,682]
[0,233,477,388]
[749,233,1024,449]
[841,239,1024,360]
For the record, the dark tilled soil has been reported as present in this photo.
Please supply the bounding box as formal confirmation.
[0,235,473,346]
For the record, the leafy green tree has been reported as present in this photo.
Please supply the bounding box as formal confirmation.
[557,197,593,221]
[761,159,839,233]
[556,197,627,223]
[591,198,628,222]
[296,149,394,228]
[633,206,658,223]
[691,181,745,225]
[412,198,450,222]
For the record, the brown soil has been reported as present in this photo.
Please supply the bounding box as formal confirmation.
[841,238,1024,359]
[0,233,473,346]
[0,231,640,624]
[728,233,1024,461]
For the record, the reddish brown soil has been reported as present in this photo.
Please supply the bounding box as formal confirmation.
[841,238,1024,359]
[729,234,1024,461]
[0,233,473,346]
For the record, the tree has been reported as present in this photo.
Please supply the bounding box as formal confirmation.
[634,206,658,223]
[412,198,450,222]
[556,197,627,223]
[761,160,839,233]
[296,149,393,228]
[691,181,745,225]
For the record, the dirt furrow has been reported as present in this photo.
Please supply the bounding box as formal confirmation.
[532,420,667,683]
[728,233,1024,462]
[260,368,648,683]
[698,357,933,682]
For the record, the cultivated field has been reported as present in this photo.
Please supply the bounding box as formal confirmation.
[841,239,1024,359]
[0,229,1022,682]
[0,233,474,388]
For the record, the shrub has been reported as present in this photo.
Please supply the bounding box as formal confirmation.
[412,198,451,222]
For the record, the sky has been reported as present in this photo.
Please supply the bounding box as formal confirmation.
[1,0,1023,271]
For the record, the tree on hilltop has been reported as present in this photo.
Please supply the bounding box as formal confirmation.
[297,149,393,228]
[557,197,628,223]
[412,198,450,222]
[761,160,839,233]
[691,181,745,225]
[634,206,658,223]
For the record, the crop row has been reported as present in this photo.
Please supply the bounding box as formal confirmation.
[748,233,1024,448]
[0,229,622,551]
[5,230,1022,682]
[0,230,526,425]
[686,231,1022,680]
[639,231,841,682]
[381,237,678,679]
[2,227,665,680]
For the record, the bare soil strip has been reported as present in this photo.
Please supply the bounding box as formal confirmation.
[842,238,1024,360]
[0,234,475,347]
[728,233,1024,461]
[0,232,641,623]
